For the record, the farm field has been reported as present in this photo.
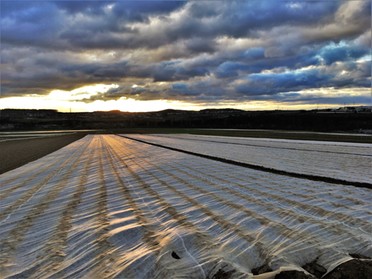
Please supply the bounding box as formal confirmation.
[0,132,87,174]
[126,134,372,185]
[0,130,90,142]
[0,134,371,278]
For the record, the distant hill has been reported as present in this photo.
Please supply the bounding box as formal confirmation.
[1,107,371,132]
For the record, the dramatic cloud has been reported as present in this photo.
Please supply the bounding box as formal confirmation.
[1,0,371,110]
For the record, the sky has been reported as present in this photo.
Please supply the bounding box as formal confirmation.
[0,0,371,112]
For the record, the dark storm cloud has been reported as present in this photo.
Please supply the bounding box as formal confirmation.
[1,0,343,51]
[237,70,332,96]
[1,2,65,48]
[54,0,113,14]
[268,93,372,106]
[184,38,216,54]
[164,1,339,41]
[1,1,186,49]
[1,0,371,107]
[319,44,369,65]
[152,61,210,82]
[111,1,185,19]
[214,47,322,79]
[235,57,371,98]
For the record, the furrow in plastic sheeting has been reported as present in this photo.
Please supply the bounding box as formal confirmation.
[107,135,262,278]
[0,137,92,239]
[168,160,371,232]
[0,136,93,277]
[176,161,365,215]
[0,135,88,199]
[151,134,372,157]
[104,136,160,248]
[1,134,371,279]
[108,137,212,277]
[0,145,78,201]
[60,138,124,279]
[98,136,165,279]
[113,135,372,272]
[0,137,90,221]
[134,161,332,271]
[167,166,371,270]
[82,136,124,279]
[117,136,370,232]
[108,136,281,270]
[29,136,98,279]
[123,134,372,186]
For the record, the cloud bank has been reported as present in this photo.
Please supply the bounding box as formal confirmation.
[1,0,371,108]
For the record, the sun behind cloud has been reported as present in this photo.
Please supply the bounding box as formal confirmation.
[1,1,370,111]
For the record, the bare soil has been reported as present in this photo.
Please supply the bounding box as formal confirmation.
[274,259,372,279]
[323,259,372,279]
[0,133,85,174]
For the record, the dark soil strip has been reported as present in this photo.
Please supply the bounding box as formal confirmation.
[154,134,372,157]
[275,259,372,279]
[0,133,86,174]
[120,135,372,190]
[189,129,372,144]
[113,128,372,144]
[323,259,372,279]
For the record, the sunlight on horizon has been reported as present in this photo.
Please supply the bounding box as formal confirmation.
[1,84,369,113]
[0,95,351,112]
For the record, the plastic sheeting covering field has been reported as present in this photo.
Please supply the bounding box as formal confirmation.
[0,135,371,279]
[128,134,372,184]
